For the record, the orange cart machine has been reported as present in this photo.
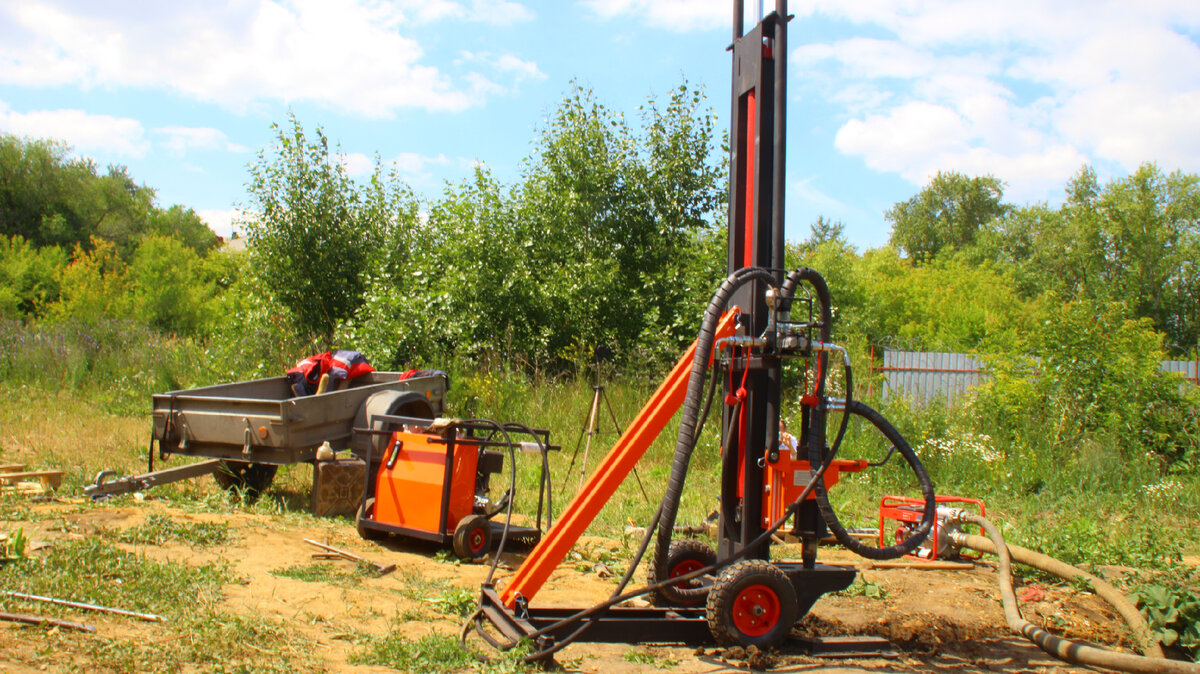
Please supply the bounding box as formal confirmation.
[356,417,555,560]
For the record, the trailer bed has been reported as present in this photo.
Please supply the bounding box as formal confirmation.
[151,372,446,465]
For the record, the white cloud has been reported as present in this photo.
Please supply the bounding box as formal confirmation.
[155,126,247,156]
[790,177,850,215]
[393,0,534,25]
[340,152,378,177]
[197,208,247,239]
[0,0,538,118]
[459,51,547,90]
[580,0,729,32]
[0,102,148,157]
[795,0,1200,203]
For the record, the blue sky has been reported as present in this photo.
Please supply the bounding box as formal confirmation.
[2,0,1199,250]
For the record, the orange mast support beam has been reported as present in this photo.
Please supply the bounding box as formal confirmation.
[500,311,739,607]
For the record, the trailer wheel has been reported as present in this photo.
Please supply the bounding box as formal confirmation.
[706,560,798,648]
[213,461,277,500]
[649,539,717,606]
[357,497,386,541]
[452,515,491,561]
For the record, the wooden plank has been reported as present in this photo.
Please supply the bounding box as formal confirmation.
[0,464,26,473]
[0,471,65,489]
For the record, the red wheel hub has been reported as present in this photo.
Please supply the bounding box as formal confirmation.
[731,584,781,637]
[470,529,486,553]
[669,560,705,589]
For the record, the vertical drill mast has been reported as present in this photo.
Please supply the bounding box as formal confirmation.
[721,0,789,560]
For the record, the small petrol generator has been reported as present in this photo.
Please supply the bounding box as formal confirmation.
[355,415,554,560]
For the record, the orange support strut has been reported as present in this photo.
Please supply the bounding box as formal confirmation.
[500,311,739,607]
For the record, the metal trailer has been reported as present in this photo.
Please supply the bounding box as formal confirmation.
[86,371,447,500]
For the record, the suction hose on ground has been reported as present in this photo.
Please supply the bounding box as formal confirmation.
[957,512,1199,673]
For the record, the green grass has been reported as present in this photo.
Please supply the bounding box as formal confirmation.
[351,632,532,673]
[270,561,369,586]
[0,537,320,672]
[116,512,232,547]
[622,647,679,668]
[0,538,230,618]
[396,570,478,618]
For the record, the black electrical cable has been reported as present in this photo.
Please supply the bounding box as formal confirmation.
[466,418,518,586]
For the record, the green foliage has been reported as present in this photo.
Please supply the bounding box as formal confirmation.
[129,235,217,334]
[428,586,477,617]
[887,171,1008,262]
[975,299,1200,462]
[243,114,402,342]
[0,318,216,413]
[341,82,725,372]
[1,527,27,561]
[836,576,888,599]
[50,237,133,322]
[1133,582,1200,660]
[270,562,367,586]
[623,647,679,668]
[0,134,215,254]
[351,633,480,672]
[0,236,66,317]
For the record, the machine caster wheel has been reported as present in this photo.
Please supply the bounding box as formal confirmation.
[453,514,491,561]
[706,560,799,648]
[649,539,717,606]
[356,497,386,541]
[213,461,277,501]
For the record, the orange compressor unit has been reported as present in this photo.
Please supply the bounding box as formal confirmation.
[355,417,552,560]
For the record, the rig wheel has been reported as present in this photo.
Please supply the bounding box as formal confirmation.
[356,497,386,541]
[706,560,799,649]
[452,514,491,561]
[213,460,277,501]
[649,539,717,606]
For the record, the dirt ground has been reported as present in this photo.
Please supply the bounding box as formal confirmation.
[0,496,1181,673]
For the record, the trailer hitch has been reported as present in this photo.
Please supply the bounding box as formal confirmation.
[84,459,224,500]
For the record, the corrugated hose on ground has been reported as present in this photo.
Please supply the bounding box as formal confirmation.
[955,512,1199,673]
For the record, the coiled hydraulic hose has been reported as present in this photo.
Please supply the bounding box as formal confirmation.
[787,267,936,559]
[651,266,778,604]
[960,512,1199,673]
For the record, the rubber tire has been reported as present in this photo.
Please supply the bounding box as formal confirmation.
[356,497,386,541]
[649,539,717,606]
[213,460,278,501]
[706,560,799,649]
[452,514,491,561]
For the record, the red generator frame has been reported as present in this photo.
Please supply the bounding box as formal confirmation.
[879,494,986,561]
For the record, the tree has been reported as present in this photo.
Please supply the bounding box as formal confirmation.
[801,216,847,252]
[0,134,216,255]
[0,236,67,317]
[242,115,391,342]
[129,235,215,335]
[887,171,1008,262]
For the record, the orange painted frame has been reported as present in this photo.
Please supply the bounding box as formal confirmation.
[761,457,868,529]
[373,431,479,535]
[500,311,739,607]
